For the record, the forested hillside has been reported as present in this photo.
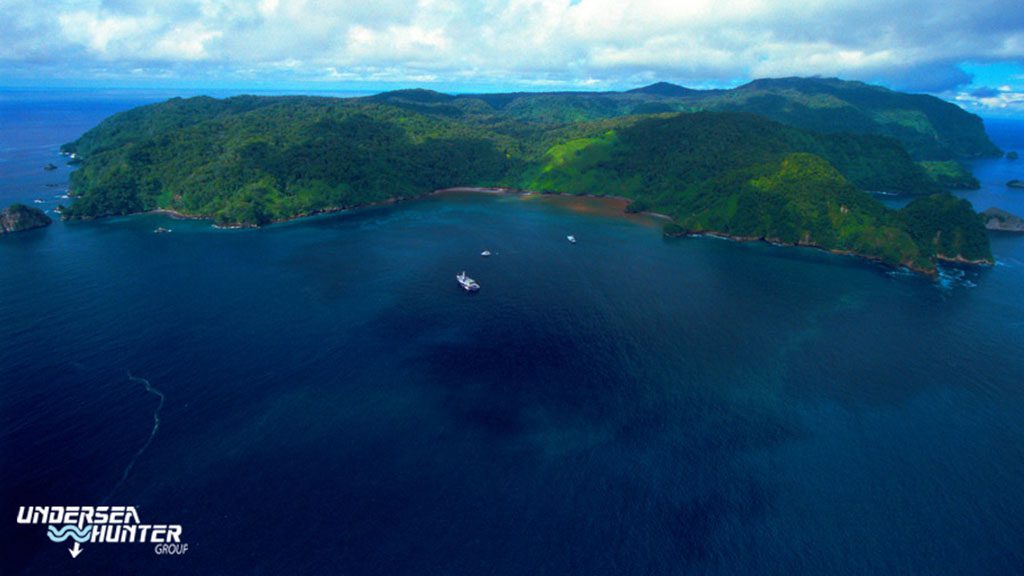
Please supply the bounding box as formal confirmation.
[60,80,994,272]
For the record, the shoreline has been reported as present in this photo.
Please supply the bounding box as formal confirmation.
[434,187,674,220]
[667,229,990,277]
[142,196,412,227]
[69,187,990,278]
[671,228,934,276]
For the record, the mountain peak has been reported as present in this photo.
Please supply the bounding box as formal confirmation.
[736,76,878,92]
[372,88,454,103]
[627,82,694,96]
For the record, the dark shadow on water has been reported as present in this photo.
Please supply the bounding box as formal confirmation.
[353,291,803,572]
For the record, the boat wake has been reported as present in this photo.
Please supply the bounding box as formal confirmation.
[105,371,165,502]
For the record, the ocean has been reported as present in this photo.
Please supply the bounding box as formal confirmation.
[2,90,1024,575]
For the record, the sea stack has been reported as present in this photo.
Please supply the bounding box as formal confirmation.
[981,208,1024,232]
[0,203,53,234]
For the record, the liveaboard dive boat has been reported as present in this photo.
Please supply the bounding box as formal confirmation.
[457,271,480,291]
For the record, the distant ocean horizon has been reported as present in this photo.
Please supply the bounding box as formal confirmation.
[3,89,1024,575]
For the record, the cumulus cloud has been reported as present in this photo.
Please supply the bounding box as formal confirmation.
[954,85,1024,113]
[1,0,1021,98]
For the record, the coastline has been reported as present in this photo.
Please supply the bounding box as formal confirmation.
[670,228,924,274]
[670,227,993,276]
[141,196,414,228]
[435,187,675,220]
[67,187,990,278]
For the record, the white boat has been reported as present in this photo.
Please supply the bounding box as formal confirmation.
[481,250,492,257]
[457,271,480,291]
[567,235,576,243]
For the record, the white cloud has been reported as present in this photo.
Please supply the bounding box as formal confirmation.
[955,89,1024,111]
[153,23,222,60]
[55,8,219,61]
[57,11,155,54]
[1,0,1021,93]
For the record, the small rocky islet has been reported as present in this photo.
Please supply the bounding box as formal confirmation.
[981,207,1024,232]
[0,204,52,234]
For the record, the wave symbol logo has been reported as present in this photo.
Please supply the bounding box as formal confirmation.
[46,525,92,543]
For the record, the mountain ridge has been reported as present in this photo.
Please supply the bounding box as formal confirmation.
[439,76,1001,160]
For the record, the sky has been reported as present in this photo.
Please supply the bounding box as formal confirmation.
[2,0,1023,115]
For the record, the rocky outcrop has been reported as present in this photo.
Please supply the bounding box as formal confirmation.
[981,208,1024,232]
[0,204,52,234]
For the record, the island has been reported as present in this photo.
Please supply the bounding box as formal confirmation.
[59,77,998,274]
[1008,180,1024,189]
[1008,151,1019,160]
[0,204,52,234]
[982,208,1024,232]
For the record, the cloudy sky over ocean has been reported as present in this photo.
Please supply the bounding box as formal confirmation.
[2,0,1022,113]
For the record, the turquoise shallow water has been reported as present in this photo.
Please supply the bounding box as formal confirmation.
[2,94,1024,574]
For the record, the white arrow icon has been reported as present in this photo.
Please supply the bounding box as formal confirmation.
[69,542,83,558]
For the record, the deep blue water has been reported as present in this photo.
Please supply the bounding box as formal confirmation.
[3,94,1024,575]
